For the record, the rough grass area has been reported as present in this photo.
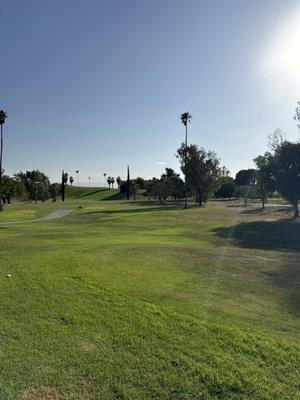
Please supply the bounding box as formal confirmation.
[0,192,299,399]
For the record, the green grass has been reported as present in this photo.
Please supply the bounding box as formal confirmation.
[0,190,299,399]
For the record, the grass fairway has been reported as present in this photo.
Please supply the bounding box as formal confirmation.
[0,189,299,399]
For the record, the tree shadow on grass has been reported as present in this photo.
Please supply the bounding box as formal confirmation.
[77,189,106,198]
[214,220,300,315]
[127,200,182,208]
[100,192,125,201]
[213,220,300,252]
[82,206,176,216]
[239,206,292,216]
[266,262,300,314]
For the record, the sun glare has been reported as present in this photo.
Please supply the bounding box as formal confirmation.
[260,7,300,90]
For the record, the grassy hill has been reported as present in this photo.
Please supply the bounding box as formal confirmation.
[0,198,299,399]
[66,186,123,201]
[0,187,123,223]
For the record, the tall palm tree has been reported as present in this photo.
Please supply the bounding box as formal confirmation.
[76,170,79,187]
[180,112,192,209]
[0,110,7,211]
[88,176,91,188]
[103,172,107,188]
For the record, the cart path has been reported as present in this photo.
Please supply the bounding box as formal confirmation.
[0,209,74,225]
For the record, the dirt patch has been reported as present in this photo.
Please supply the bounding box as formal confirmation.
[23,387,64,400]
[81,341,96,352]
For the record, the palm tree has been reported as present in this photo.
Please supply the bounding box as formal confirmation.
[107,176,111,189]
[88,176,91,188]
[111,177,115,189]
[69,176,74,186]
[103,172,107,188]
[76,170,79,186]
[0,110,7,211]
[180,112,192,209]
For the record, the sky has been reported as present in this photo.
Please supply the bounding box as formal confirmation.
[1,0,300,184]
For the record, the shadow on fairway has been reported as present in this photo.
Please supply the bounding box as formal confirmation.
[77,189,106,198]
[268,262,300,314]
[239,206,291,216]
[82,206,176,216]
[128,200,182,208]
[214,219,300,252]
[100,192,125,201]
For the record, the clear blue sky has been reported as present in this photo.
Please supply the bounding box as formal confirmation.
[1,0,300,184]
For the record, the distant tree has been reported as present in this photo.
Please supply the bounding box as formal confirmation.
[0,109,7,211]
[14,170,50,203]
[215,166,231,187]
[132,180,137,200]
[267,128,286,152]
[69,176,74,186]
[160,168,184,201]
[126,166,130,200]
[107,176,112,189]
[271,141,300,217]
[254,153,276,208]
[119,180,134,198]
[119,168,135,199]
[60,170,68,201]
[215,181,236,200]
[1,175,27,203]
[116,176,121,189]
[76,170,79,186]
[143,178,158,200]
[135,177,145,189]
[151,180,170,203]
[111,177,115,189]
[50,183,60,202]
[235,169,257,186]
[177,144,221,205]
[293,101,300,134]
[103,173,107,187]
[214,168,235,200]
[234,185,257,207]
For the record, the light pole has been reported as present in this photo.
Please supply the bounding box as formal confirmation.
[180,112,192,209]
[0,110,7,211]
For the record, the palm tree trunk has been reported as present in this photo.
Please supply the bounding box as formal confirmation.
[184,123,188,209]
[0,124,3,211]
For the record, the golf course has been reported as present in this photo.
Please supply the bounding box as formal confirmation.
[0,187,298,399]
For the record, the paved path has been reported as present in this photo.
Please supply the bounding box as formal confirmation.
[0,209,74,225]
[38,209,74,221]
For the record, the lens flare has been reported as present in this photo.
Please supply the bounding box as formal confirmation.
[259,8,300,91]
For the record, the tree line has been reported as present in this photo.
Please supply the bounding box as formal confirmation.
[0,104,299,217]
[0,170,70,204]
